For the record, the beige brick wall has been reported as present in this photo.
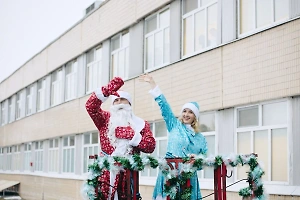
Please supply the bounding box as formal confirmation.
[81,0,172,51]
[22,49,49,86]
[47,24,82,73]
[0,5,300,200]
[2,0,299,105]
[0,174,83,200]
[1,17,300,146]
[0,95,113,146]
[0,68,24,100]
[0,0,173,102]
[222,19,300,108]
[135,0,172,20]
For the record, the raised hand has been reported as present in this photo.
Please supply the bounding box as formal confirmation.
[102,77,124,97]
[139,73,156,89]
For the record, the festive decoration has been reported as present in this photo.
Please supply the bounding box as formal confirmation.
[82,154,265,200]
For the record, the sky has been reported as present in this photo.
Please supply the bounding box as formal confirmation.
[0,0,98,83]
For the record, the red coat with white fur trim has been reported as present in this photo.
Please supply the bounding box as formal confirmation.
[85,92,155,200]
[85,92,155,154]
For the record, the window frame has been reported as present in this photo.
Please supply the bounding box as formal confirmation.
[86,46,103,94]
[237,0,290,38]
[24,143,32,172]
[0,147,4,171]
[37,77,47,112]
[198,111,217,180]
[1,101,7,126]
[50,68,64,107]
[234,99,289,184]
[12,145,21,171]
[65,59,78,101]
[82,132,99,174]
[48,138,60,173]
[6,146,12,171]
[26,84,36,116]
[8,97,15,123]
[34,141,44,172]
[140,120,168,184]
[62,136,76,174]
[144,6,171,72]
[181,0,218,58]
[15,91,24,120]
[110,31,130,80]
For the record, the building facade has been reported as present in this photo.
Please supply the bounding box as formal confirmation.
[1,0,300,199]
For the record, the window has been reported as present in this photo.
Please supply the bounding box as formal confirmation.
[0,148,3,170]
[8,97,14,123]
[239,0,289,35]
[37,78,46,112]
[182,0,218,56]
[86,46,103,93]
[83,132,99,173]
[65,60,78,101]
[26,84,35,116]
[16,91,23,119]
[51,68,64,106]
[49,138,59,173]
[12,145,21,171]
[236,101,288,182]
[145,8,170,71]
[62,136,75,173]
[111,31,130,79]
[6,146,12,171]
[141,121,167,178]
[35,141,44,172]
[24,143,32,171]
[1,102,6,125]
[198,112,216,179]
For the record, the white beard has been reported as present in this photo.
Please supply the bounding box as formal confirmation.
[108,104,135,156]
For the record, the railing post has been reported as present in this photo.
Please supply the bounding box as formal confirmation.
[132,170,139,200]
[214,164,222,200]
[125,169,140,200]
[221,163,227,200]
[214,162,227,200]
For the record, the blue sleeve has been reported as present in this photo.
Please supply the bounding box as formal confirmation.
[154,94,178,132]
[200,135,208,155]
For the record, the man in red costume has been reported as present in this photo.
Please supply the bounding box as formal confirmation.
[85,77,156,200]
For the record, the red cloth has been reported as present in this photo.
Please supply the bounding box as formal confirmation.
[102,77,124,97]
[115,126,135,140]
[86,92,156,200]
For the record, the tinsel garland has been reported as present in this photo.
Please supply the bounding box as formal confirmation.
[81,154,265,200]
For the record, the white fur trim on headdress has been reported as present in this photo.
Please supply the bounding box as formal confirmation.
[181,102,200,120]
[111,91,132,105]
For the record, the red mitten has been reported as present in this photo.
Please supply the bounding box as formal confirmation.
[115,126,135,140]
[102,77,124,97]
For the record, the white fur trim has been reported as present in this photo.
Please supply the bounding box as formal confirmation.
[95,88,108,102]
[149,85,162,98]
[111,91,132,105]
[128,114,145,146]
[128,131,142,147]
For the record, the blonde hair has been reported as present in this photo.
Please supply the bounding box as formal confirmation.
[179,117,200,133]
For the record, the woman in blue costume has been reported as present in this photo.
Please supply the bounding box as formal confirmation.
[139,74,208,200]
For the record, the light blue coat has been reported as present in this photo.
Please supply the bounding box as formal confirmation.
[150,87,208,200]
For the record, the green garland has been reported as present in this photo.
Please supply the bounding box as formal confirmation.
[82,154,265,200]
